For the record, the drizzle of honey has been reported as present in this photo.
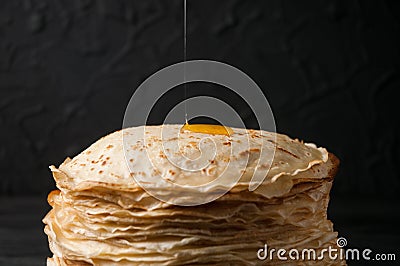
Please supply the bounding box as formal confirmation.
[181,123,233,136]
[180,2,232,137]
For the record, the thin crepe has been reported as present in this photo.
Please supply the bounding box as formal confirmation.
[50,125,330,200]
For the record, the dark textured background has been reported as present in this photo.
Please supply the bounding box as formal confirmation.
[0,0,399,265]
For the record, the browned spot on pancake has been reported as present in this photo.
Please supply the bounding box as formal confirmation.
[106,145,113,149]
[110,173,121,178]
[152,169,161,176]
[276,146,300,159]
[267,139,300,159]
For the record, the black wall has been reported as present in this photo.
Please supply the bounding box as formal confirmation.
[0,0,399,200]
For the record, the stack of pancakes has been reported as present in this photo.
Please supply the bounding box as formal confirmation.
[44,125,346,265]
